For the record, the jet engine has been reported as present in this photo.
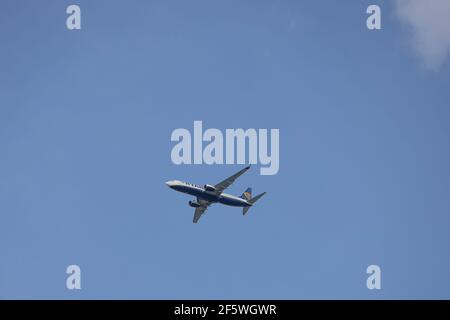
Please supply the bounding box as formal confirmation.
[204,184,216,192]
[188,200,201,208]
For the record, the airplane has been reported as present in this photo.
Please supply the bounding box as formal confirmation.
[166,166,266,223]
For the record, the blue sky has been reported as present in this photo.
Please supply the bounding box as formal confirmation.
[1,0,450,299]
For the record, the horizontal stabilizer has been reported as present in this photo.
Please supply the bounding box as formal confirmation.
[249,192,266,204]
[243,192,266,215]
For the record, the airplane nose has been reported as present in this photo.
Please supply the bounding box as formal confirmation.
[166,181,175,188]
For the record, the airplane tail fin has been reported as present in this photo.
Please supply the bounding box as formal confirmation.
[240,187,252,200]
[243,192,266,215]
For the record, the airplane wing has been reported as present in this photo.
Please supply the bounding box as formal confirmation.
[193,198,211,223]
[214,165,251,194]
[193,206,208,223]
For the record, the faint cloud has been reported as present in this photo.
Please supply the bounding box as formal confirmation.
[395,0,450,70]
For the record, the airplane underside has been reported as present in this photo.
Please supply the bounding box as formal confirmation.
[192,194,250,207]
